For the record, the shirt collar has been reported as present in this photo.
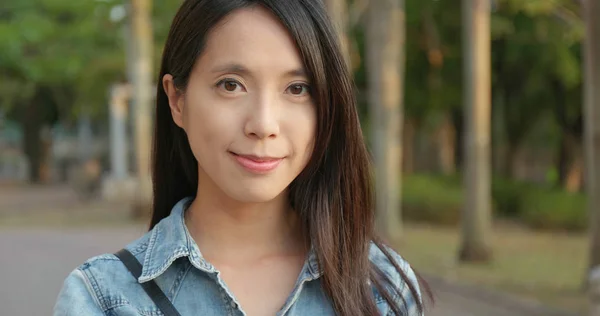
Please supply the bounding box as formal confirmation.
[138,196,323,283]
[139,197,213,283]
[306,247,322,279]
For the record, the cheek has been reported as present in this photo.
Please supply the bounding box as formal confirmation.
[182,93,233,158]
[286,105,317,160]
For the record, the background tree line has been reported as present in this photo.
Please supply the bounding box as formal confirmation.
[0,0,598,264]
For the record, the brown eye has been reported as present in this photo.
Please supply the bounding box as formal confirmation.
[224,81,238,91]
[216,79,244,93]
[287,84,309,96]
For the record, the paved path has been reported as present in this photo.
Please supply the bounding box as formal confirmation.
[0,227,577,316]
[425,276,577,316]
[0,227,145,316]
[0,185,81,214]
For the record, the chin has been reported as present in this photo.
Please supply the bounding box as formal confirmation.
[225,185,287,204]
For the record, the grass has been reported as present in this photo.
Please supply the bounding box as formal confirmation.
[396,222,588,314]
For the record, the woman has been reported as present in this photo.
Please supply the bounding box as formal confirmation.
[54,0,430,315]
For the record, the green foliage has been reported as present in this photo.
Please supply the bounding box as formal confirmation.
[403,173,587,232]
[402,173,463,225]
[491,177,533,217]
[0,0,182,122]
[0,0,125,120]
[491,177,587,231]
[403,0,463,128]
[391,0,584,157]
[491,0,584,153]
[521,188,587,231]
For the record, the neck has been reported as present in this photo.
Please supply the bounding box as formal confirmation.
[185,180,306,263]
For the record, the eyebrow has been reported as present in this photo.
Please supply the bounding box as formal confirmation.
[210,63,308,78]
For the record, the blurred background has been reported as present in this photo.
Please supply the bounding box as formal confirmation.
[1,0,599,315]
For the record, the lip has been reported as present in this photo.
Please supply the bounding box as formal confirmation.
[229,152,283,173]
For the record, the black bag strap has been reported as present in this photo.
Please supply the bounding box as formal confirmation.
[114,249,182,316]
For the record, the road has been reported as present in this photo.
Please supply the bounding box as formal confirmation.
[0,227,144,316]
[0,227,575,316]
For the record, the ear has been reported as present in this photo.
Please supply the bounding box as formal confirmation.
[163,74,185,128]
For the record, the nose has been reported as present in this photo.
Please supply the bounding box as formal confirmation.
[244,93,280,139]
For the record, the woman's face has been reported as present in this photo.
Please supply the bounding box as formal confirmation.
[164,6,316,203]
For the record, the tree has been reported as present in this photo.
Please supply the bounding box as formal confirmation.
[0,0,181,185]
[366,0,406,241]
[324,0,349,66]
[130,0,154,217]
[490,1,583,186]
[0,0,125,182]
[585,0,600,286]
[459,0,492,262]
[420,0,463,175]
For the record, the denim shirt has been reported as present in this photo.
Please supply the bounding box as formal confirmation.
[54,197,422,316]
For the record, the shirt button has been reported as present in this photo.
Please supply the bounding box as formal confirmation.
[231,301,237,309]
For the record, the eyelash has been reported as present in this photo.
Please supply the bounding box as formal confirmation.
[215,78,311,96]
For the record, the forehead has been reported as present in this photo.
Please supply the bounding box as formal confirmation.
[197,6,305,74]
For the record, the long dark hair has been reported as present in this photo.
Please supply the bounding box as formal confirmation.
[151,0,430,315]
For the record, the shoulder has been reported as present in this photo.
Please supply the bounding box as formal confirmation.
[368,242,418,286]
[368,242,423,316]
[77,231,150,280]
[54,233,152,315]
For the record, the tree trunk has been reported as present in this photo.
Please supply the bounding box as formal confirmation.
[21,90,54,184]
[130,0,154,218]
[584,0,600,291]
[437,114,456,175]
[452,107,465,171]
[403,119,416,174]
[559,134,583,193]
[504,143,516,178]
[324,0,350,67]
[565,153,583,193]
[504,142,524,180]
[459,0,492,263]
[22,111,42,183]
[558,134,569,186]
[367,0,405,241]
[39,126,52,183]
[109,84,131,180]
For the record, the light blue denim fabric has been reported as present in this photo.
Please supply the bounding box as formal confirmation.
[54,197,422,316]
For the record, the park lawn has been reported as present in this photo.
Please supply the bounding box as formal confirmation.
[396,222,588,315]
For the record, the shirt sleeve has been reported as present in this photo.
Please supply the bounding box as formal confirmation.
[394,258,423,316]
[373,243,424,316]
[53,268,105,316]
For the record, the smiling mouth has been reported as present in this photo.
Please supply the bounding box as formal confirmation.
[229,152,283,173]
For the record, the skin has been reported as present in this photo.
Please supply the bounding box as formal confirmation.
[163,6,317,316]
